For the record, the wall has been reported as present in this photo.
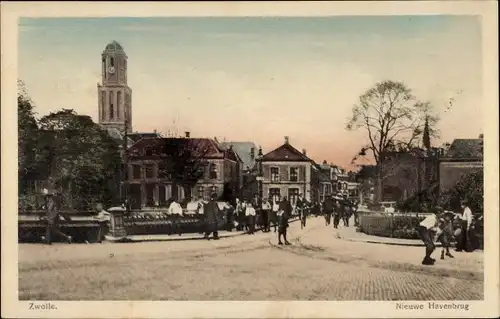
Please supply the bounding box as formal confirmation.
[261,161,311,202]
[439,161,483,193]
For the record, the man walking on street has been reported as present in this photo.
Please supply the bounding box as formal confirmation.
[277,196,292,245]
[262,198,271,232]
[333,198,342,229]
[203,193,220,240]
[417,212,440,265]
[41,187,72,245]
[245,200,257,234]
[323,195,334,226]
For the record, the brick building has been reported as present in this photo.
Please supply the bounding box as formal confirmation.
[125,136,242,209]
[379,148,440,202]
[439,136,483,193]
[260,137,323,205]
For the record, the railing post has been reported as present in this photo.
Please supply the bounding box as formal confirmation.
[108,207,127,238]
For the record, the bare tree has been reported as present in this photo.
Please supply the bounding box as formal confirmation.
[346,80,439,200]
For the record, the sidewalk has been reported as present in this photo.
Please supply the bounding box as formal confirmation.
[338,222,443,247]
[296,217,484,281]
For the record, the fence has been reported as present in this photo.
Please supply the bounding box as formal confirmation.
[358,212,484,249]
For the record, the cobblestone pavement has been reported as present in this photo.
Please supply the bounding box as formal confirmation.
[18,218,483,300]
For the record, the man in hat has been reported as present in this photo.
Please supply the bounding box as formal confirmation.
[322,194,334,226]
[277,196,292,245]
[203,192,220,240]
[333,197,342,229]
[455,199,474,252]
[41,187,72,245]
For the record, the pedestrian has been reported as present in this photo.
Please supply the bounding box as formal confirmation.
[203,193,220,240]
[41,187,72,245]
[323,195,334,226]
[343,202,351,227]
[269,197,279,232]
[245,200,256,234]
[262,198,271,232]
[300,199,309,229]
[352,201,360,227]
[277,196,292,245]
[417,212,440,265]
[437,210,455,259]
[333,198,342,229]
[252,194,262,230]
[455,199,474,252]
[235,198,246,231]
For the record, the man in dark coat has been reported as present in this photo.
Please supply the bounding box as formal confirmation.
[323,195,334,226]
[42,188,72,245]
[333,199,343,229]
[203,193,220,240]
[277,196,292,245]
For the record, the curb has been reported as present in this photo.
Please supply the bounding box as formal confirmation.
[106,218,300,243]
[344,237,444,247]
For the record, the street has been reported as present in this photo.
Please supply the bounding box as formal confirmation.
[18,217,483,301]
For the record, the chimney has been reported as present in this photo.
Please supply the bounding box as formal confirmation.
[302,149,307,156]
[479,133,484,139]
[185,131,190,138]
[250,147,255,160]
[284,136,289,144]
[323,160,327,164]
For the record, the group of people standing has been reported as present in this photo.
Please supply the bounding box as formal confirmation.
[417,199,480,265]
[321,194,358,229]
[233,194,293,245]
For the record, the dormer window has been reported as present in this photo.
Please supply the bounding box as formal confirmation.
[145,147,153,157]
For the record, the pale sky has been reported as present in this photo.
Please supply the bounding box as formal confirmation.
[19,16,483,169]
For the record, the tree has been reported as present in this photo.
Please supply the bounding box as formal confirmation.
[438,170,483,214]
[37,109,122,210]
[18,80,39,194]
[346,80,439,200]
[157,138,211,202]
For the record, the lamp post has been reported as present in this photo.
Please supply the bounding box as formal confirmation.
[257,147,263,200]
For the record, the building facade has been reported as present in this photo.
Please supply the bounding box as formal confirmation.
[126,136,242,209]
[379,148,440,202]
[260,137,321,205]
[439,137,483,193]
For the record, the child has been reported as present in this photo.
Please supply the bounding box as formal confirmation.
[277,209,290,245]
[436,211,455,259]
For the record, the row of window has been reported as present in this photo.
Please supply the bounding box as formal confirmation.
[268,187,300,204]
[269,166,301,182]
[131,163,219,180]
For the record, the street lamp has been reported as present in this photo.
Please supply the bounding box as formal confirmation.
[257,146,263,200]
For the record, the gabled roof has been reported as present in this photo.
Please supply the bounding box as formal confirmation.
[444,138,483,159]
[262,143,311,162]
[220,142,257,169]
[105,128,134,147]
[128,137,231,159]
[128,131,162,142]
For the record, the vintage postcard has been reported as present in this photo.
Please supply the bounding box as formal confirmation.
[1,1,498,318]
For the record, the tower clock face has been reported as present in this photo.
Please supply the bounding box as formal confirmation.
[108,66,115,74]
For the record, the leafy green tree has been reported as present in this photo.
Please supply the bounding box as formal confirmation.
[18,80,39,195]
[37,109,122,210]
[439,170,483,214]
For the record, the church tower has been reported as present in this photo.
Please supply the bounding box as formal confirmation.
[97,41,132,133]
